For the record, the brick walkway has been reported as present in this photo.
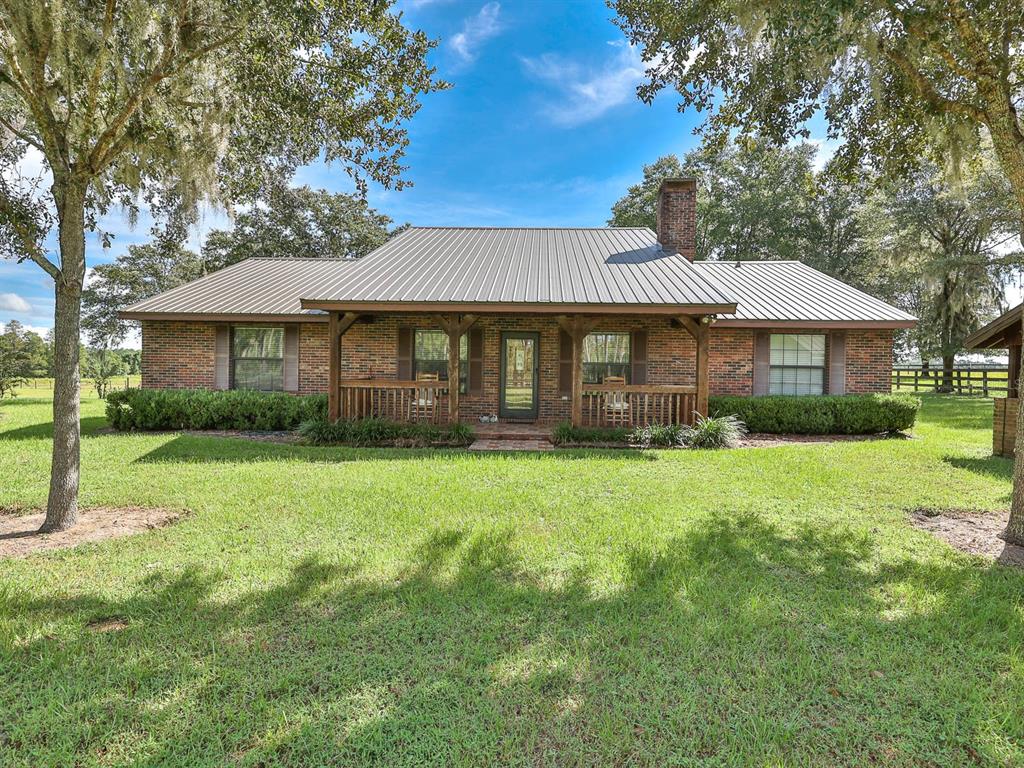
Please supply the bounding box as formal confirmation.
[468,422,554,452]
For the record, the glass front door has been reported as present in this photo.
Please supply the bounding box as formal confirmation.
[499,332,539,419]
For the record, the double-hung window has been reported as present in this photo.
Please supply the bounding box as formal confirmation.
[583,332,631,384]
[232,327,284,391]
[413,329,468,393]
[769,334,826,395]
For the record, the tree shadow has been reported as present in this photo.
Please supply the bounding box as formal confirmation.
[0,416,108,440]
[4,514,1021,765]
[132,435,656,464]
[943,454,1013,480]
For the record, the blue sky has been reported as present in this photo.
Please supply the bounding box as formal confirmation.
[2,0,823,339]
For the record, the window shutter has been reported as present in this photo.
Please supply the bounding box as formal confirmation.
[752,332,771,395]
[468,327,484,393]
[631,330,648,385]
[214,325,230,390]
[829,330,847,395]
[283,325,299,392]
[397,327,413,380]
[558,330,573,393]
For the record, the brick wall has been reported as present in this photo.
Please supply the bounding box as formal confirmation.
[140,318,896,418]
[140,321,217,389]
[845,329,894,393]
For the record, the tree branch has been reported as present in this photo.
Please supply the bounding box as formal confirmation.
[878,38,986,122]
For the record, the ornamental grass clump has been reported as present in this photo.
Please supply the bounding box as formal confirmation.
[680,413,747,449]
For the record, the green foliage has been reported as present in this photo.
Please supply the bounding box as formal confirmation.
[82,348,125,400]
[608,140,904,307]
[681,414,747,450]
[106,388,327,431]
[201,184,396,271]
[0,320,43,397]
[628,422,686,448]
[551,422,630,446]
[710,394,920,435]
[298,417,474,447]
[612,0,1023,190]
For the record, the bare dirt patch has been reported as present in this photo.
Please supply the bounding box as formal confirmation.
[0,507,182,558]
[910,508,1024,567]
[739,433,901,449]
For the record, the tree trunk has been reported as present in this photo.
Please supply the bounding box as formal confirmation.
[40,183,87,533]
[983,117,1024,545]
[937,355,954,393]
[1007,331,1024,545]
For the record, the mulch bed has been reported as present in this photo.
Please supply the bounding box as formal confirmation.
[910,509,1024,567]
[0,507,182,558]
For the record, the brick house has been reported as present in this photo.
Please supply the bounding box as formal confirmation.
[122,178,916,426]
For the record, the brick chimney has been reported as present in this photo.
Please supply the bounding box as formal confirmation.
[656,177,697,261]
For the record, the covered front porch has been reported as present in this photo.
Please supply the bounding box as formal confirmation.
[320,310,714,428]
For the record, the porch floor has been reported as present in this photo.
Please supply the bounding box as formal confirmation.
[468,422,553,452]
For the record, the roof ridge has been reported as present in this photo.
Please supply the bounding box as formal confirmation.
[406,226,652,231]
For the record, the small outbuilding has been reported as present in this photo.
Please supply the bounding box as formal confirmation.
[964,303,1022,457]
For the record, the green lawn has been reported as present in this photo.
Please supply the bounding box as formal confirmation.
[0,393,1022,767]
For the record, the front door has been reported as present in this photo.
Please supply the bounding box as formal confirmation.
[499,332,540,420]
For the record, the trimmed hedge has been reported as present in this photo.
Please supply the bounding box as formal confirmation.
[551,422,631,446]
[298,417,474,447]
[708,393,920,435]
[106,388,327,431]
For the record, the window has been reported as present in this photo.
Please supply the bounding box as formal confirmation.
[414,329,469,393]
[769,334,825,395]
[232,327,284,391]
[583,332,630,384]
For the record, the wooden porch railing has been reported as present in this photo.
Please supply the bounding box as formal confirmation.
[581,384,697,427]
[337,379,449,423]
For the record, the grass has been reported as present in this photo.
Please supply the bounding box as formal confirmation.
[0,392,1022,766]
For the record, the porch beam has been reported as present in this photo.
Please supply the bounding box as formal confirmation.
[556,315,600,427]
[433,314,478,423]
[676,315,713,419]
[327,312,361,422]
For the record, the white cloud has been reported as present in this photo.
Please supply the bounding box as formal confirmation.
[450,2,502,64]
[0,292,32,313]
[805,137,842,172]
[521,41,649,127]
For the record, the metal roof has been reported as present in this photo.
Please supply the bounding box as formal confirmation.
[298,227,736,311]
[121,258,354,320]
[964,303,1022,349]
[121,229,916,327]
[693,260,916,326]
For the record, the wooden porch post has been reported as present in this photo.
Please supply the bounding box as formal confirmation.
[557,315,599,427]
[1010,344,1021,399]
[327,311,360,422]
[677,315,713,419]
[434,313,478,423]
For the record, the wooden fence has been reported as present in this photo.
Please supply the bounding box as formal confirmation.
[891,366,1012,397]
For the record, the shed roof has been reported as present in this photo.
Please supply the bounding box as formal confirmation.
[693,261,917,327]
[964,303,1023,349]
[297,227,736,312]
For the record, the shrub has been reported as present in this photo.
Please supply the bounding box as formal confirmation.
[628,422,685,448]
[106,388,327,431]
[298,417,474,447]
[551,422,631,446]
[708,393,919,435]
[680,414,747,449]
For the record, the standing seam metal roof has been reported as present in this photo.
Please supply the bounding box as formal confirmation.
[121,228,916,325]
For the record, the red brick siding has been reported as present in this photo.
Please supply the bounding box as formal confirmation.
[141,321,217,389]
[657,180,697,261]
[845,329,894,393]
[140,319,896,416]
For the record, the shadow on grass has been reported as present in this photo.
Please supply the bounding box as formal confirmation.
[943,455,1013,481]
[0,416,108,441]
[3,515,1021,765]
[131,435,656,464]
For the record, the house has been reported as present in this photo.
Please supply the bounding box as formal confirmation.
[121,178,916,427]
[965,303,1022,457]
